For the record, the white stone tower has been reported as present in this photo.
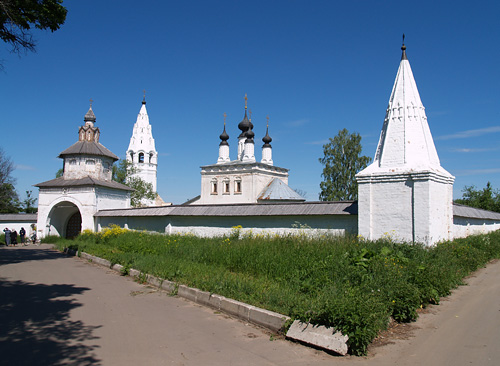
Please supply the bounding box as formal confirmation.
[126,94,158,193]
[35,102,132,239]
[356,40,455,245]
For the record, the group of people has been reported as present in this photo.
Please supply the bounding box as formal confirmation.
[3,227,36,246]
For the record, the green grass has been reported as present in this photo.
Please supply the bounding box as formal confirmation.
[47,227,500,355]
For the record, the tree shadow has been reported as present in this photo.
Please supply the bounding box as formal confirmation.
[0,278,101,365]
[0,246,66,266]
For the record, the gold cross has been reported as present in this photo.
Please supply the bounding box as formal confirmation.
[244,93,248,109]
[223,112,227,126]
[143,89,146,98]
[89,98,93,107]
[266,115,269,128]
[249,109,252,122]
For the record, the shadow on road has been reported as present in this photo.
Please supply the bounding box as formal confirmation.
[0,246,66,266]
[0,278,101,365]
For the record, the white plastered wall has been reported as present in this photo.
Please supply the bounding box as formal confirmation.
[357,171,454,245]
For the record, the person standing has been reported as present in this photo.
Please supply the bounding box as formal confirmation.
[11,229,18,246]
[19,227,26,245]
[3,228,11,246]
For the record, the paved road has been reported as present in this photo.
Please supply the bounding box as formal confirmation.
[1,244,499,365]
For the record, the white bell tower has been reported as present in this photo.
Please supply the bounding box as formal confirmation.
[126,93,158,192]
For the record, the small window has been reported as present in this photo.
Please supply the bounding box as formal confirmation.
[69,159,76,165]
[139,153,144,163]
[223,179,230,194]
[130,152,134,161]
[149,152,153,163]
[234,179,242,194]
[86,159,95,165]
[211,180,218,194]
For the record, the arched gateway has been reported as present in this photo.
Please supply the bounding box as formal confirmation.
[35,102,132,239]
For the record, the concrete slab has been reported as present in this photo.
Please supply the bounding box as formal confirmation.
[286,320,349,356]
[249,306,289,332]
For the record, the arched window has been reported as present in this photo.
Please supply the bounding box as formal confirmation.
[149,152,153,163]
[130,152,134,161]
[139,153,144,163]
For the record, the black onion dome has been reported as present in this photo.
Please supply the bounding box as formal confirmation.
[238,109,250,138]
[84,107,96,123]
[245,127,255,143]
[219,125,229,146]
[262,127,272,147]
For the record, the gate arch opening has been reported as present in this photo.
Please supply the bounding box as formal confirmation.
[45,201,82,238]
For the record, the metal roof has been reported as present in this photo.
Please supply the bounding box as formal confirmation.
[257,178,305,202]
[59,141,119,161]
[35,176,134,191]
[453,203,500,221]
[0,214,37,222]
[95,201,358,217]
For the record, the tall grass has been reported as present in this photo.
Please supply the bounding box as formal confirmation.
[49,227,500,355]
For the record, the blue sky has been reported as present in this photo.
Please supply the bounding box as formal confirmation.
[1,0,499,204]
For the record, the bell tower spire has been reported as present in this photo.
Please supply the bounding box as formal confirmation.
[126,92,158,197]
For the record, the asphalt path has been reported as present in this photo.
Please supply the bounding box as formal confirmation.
[1,244,499,365]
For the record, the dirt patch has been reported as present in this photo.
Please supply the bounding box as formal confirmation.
[369,320,416,351]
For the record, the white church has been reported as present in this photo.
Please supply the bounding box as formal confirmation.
[190,94,305,205]
[6,42,497,245]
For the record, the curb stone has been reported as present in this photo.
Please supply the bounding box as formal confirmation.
[61,247,290,333]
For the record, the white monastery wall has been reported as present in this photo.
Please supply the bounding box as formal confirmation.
[453,217,500,238]
[0,215,37,239]
[96,214,358,238]
[95,187,131,211]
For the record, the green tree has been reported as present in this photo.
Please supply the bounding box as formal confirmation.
[55,167,63,178]
[0,147,20,213]
[319,128,371,201]
[454,182,500,213]
[0,0,67,56]
[22,189,37,213]
[112,160,156,207]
